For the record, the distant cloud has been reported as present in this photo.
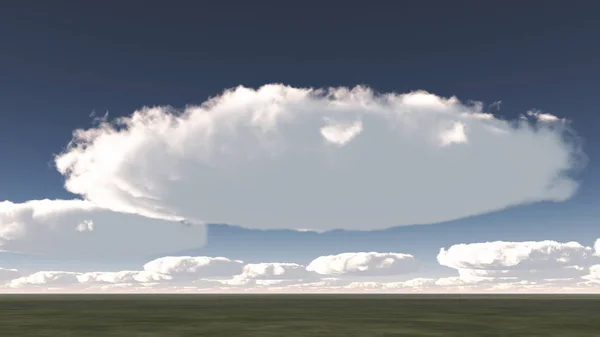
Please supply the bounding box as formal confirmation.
[306,252,418,276]
[8,271,80,288]
[77,271,171,284]
[143,256,244,280]
[400,277,436,289]
[3,242,600,293]
[438,240,593,270]
[437,240,597,283]
[53,84,584,232]
[222,262,315,287]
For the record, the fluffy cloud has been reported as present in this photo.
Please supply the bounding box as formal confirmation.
[53,84,583,231]
[438,240,593,270]
[594,239,600,256]
[239,263,311,280]
[223,263,316,286]
[0,199,206,257]
[400,278,436,289]
[306,252,418,276]
[583,265,600,283]
[5,270,171,289]
[142,256,244,280]
[7,271,80,288]
[4,247,600,293]
[77,271,171,284]
[438,240,597,283]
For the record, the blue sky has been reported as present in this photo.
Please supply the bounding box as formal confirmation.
[1,2,599,293]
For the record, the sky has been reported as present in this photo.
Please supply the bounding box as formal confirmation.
[1,2,600,293]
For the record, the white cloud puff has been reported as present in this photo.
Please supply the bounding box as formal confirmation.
[223,263,315,287]
[76,220,94,232]
[77,271,171,284]
[594,239,600,256]
[0,199,206,257]
[438,240,597,283]
[400,278,437,288]
[239,263,311,280]
[306,252,417,276]
[582,265,600,283]
[8,271,80,288]
[142,256,244,280]
[54,84,583,231]
[438,240,593,271]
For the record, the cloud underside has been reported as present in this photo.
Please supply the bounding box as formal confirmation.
[0,199,206,257]
[50,84,581,232]
[3,240,600,293]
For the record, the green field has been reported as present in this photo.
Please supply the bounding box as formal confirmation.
[0,294,599,336]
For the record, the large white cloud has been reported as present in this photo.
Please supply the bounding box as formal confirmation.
[437,240,597,283]
[438,240,593,271]
[54,84,583,231]
[0,199,206,257]
[306,252,418,276]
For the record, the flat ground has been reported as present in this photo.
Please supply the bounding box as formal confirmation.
[0,294,599,336]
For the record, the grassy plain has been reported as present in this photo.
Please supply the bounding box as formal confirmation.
[0,294,598,336]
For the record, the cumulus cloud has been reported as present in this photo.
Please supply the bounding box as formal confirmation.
[143,256,244,280]
[306,252,418,276]
[76,220,94,232]
[7,271,80,288]
[223,263,316,286]
[438,240,593,270]
[3,246,600,293]
[594,239,600,256]
[52,84,583,231]
[438,240,597,283]
[77,271,171,284]
[239,263,311,280]
[0,199,206,257]
[582,265,600,283]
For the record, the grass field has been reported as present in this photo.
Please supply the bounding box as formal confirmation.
[0,294,599,336]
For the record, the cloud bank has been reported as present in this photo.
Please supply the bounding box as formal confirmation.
[52,84,583,231]
[3,238,599,293]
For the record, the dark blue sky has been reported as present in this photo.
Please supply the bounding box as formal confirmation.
[1,2,598,207]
